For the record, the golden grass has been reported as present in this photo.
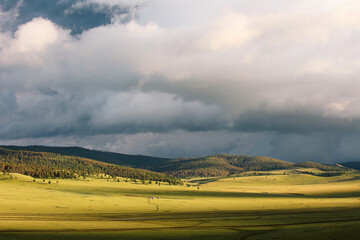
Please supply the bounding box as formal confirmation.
[0,170,360,239]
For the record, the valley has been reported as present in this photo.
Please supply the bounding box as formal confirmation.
[1,167,359,239]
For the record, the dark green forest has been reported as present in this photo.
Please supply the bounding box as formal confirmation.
[1,145,169,169]
[0,147,181,184]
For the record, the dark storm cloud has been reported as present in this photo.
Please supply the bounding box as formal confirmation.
[0,90,226,139]
[38,88,60,96]
[0,91,17,117]
[234,110,360,134]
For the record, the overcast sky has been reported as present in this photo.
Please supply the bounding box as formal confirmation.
[1,0,360,163]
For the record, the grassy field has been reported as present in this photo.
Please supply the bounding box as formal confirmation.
[0,169,360,239]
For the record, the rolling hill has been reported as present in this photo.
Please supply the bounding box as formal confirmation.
[158,155,293,177]
[157,155,349,177]
[0,145,169,170]
[293,161,346,171]
[0,147,180,184]
[0,145,352,177]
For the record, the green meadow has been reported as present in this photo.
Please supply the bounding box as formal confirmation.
[1,169,360,240]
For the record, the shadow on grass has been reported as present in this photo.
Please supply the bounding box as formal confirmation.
[44,184,360,199]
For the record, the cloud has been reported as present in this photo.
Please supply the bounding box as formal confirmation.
[15,18,60,53]
[197,11,260,51]
[0,130,274,159]
[1,0,360,162]
[297,58,360,75]
[0,90,226,139]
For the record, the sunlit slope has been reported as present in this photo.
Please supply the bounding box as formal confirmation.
[194,169,360,197]
[0,170,359,215]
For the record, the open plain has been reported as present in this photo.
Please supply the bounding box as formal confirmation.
[1,169,360,240]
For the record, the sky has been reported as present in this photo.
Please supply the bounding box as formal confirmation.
[1,0,360,163]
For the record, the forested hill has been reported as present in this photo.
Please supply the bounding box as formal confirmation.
[0,147,181,184]
[0,145,169,170]
[0,146,352,177]
[158,155,292,177]
[157,155,350,177]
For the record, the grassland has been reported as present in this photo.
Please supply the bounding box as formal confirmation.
[0,169,360,240]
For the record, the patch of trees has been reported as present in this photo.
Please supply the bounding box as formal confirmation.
[298,170,345,177]
[167,168,241,177]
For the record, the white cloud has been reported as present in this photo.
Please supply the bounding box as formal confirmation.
[14,18,60,53]
[297,58,360,75]
[0,17,70,67]
[197,11,259,51]
[326,100,349,114]
[297,58,334,75]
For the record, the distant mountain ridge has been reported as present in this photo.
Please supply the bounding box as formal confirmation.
[0,145,354,177]
[339,161,360,170]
